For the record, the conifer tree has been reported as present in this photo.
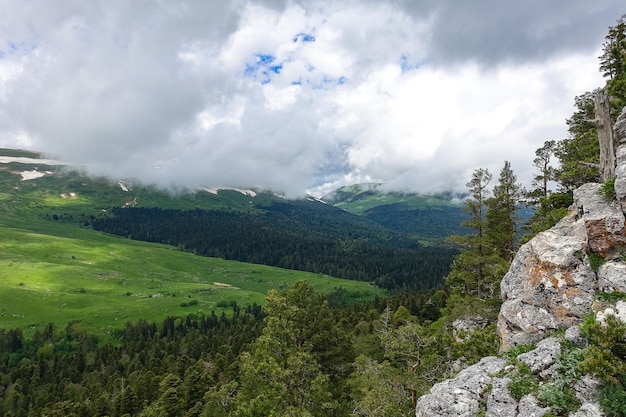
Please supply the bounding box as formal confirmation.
[529,140,556,201]
[446,168,497,298]
[235,281,351,417]
[556,91,600,190]
[600,14,626,116]
[486,161,521,262]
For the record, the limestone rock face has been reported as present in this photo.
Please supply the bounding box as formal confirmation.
[615,106,626,144]
[414,338,596,417]
[615,145,626,204]
[497,162,626,350]
[597,261,626,292]
[575,183,626,258]
[613,107,626,209]
[484,377,517,417]
[497,212,595,350]
[516,337,560,377]
[414,356,506,417]
[572,403,604,417]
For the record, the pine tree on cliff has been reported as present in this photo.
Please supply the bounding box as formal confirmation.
[600,14,626,117]
[447,168,496,298]
[486,161,522,263]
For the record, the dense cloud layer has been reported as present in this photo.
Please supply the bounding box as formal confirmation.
[0,1,623,196]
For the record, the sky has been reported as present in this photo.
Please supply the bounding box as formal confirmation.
[0,1,624,198]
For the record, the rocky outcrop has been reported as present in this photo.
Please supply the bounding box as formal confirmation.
[497,174,626,350]
[414,334,604,417]
[597,260,626,292]
[614,106,626,210]
[414,356,506,417]
[417,106,626,417]
[496,206,595,350]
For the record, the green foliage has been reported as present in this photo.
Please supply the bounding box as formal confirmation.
[600,14,626,117]
[601,176,617,200]
[486,161,522,262]
[502,337,586,414]
[392,305,411,327]
[597,382,626,417]
[597,291,626,302]
[528,140,557,202]
[580,313,626,416]
[537,380,580,414]
[507,362,539,401]
[556,92,601,190]
[452,323,499,363]
[0,306,264,417]
[500,344,536,361]
[521,190,573,244]
[588,252,606,272]
[236,281,352,417]
[349,355,411,417]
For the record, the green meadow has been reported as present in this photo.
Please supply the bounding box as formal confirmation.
[0,151,385,341]
[0,220,383,341]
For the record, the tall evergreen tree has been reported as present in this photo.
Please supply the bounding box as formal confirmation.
[529,140,557,201]
[486,161,522,262]
[556,91,600,190]
[600,14,626,116]
[235,281,352,417]
[446,168,498,298]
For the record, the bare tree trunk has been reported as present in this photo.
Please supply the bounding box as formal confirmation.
[595,88,617,181]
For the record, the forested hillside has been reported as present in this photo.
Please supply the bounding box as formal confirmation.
[91,201,457,291]
[323,184,469,243]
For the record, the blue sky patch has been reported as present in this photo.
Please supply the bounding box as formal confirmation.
[257,54,275,64]
[399,54,426,72]
[292,33,316,43]
[309,75,348,90]
[0,40,37,59]
[244,53,281,83]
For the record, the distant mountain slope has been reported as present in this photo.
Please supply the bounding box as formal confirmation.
[322,183,469,243]
[0,148,284,219]
[0,148,458,292]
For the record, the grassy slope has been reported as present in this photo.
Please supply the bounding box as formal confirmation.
[0,152,384,340]
[325,184,464,215]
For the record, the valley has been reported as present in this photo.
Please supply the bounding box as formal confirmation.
[0,149,390,340]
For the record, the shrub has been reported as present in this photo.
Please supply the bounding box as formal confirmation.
[580,313,626,416]
[537,381,579,414]
[588,252,606,272]
[600,177,616,200]
[507,362,539,401]
[597,291,626,303]
[500,344,535,362]
[597,382,626,416]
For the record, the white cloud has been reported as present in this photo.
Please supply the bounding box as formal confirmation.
[0,0,622,197]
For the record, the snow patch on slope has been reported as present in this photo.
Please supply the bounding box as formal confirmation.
[21,170,51,180]
[118,180,131,192]
[0,156,68,165]
[201,187,257,197]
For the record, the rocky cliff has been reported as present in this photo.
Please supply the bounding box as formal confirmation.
[415,107,626,417]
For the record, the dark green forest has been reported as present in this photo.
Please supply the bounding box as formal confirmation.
[90,201,457,291]
[362,203,468,238]
[0,285,453,417]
